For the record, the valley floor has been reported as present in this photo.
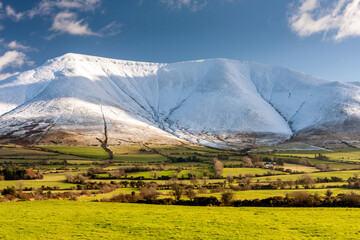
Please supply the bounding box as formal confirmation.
[1,201,360,240]
[2,144,360,239]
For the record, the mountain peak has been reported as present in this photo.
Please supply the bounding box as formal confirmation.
[0,54,360,149]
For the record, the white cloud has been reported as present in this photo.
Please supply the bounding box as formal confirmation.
[5,5,23,21]
[52,0,101,10]
[28,0,102,18]
[160,0,208,12]
[99,21,122,37]
[2,0,120,39]
[0,51,33,81]
[289,0,360,41]
[7,41,30,51]
[0,51,28,72]
[50,12,97,36]
[0,72,19,81]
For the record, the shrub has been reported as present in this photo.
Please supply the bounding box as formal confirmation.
[221,191,234,205]
[193,197,220,206]
[229,184,242,191]
[1,186,16,196]
[0,166,42,180]
[288,191,320,207]
[338,192,360,207]
[210,186,225,193]
[140,187,159,201]
[198,187,207,194]
[325,189,333,198]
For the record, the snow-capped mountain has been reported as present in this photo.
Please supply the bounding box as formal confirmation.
[0,53,359,149]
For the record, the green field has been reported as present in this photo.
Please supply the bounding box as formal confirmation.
[113,154,167,162]
[178,169,214,178]
[252,155,359,171]
[197,188,360,200]
[282,163,319,173]
[3,144,360,239]
[2,145,360,198]
[253,170,360,183]
[0,172,78,189]
[1,201,360,239]
[250,142,327,152]
[127,170,176,178]
[39,146,109,159]
[276,148,360,163]
[222,167,284,177]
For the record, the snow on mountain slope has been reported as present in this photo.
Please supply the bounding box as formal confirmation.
[155,59,292,147]
[0,54,182,145]
[0,53,359,149]
[248,64,360,132]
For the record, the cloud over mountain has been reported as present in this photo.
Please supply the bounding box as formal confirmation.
[289,0,360,41]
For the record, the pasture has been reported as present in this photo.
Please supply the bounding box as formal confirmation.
[1,201,360,239]
[1,144,360,200]
[2,144,360,239]
[275,148,360,163]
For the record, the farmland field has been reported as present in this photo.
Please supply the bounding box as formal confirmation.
[222,167,285,177]
[39,146,109,159]
[1,201,360,240]
[196,188,360,200]
[282,163,318,173]
[253,169,360,183]
[275,148,360,163]
[2,144,360,239]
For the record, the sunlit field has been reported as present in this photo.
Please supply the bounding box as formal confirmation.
[1,201,360,240]
[2,144,360,239]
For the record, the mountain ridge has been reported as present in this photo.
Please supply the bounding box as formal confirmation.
[0,53,359,149]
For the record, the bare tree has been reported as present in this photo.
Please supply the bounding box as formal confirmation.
[171,183,184,201]
[185,188,197,201]
[213,157,224,178]
[242,156,253,167]
[65,172,74,183]
[298,175,314,188]
[140,187,159,201]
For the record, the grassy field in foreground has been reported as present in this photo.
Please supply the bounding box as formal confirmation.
[1,201,360,240]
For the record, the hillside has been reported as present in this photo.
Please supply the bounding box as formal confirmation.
[0,53,359,149]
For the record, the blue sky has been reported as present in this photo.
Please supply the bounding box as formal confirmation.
[0,0,359,82]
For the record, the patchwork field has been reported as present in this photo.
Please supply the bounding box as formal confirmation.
[2,144,360,239]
